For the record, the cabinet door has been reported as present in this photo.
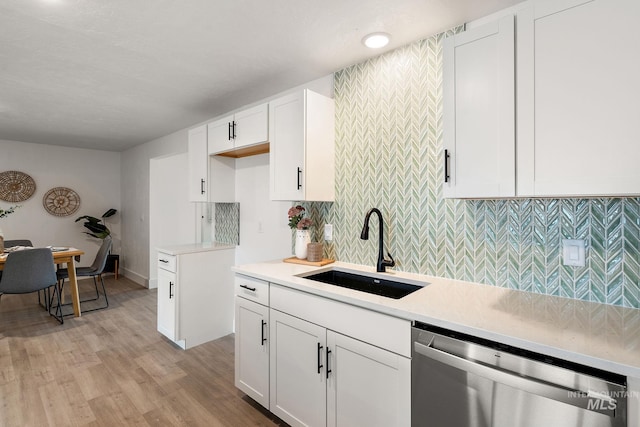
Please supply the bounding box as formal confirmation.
[187,125,208,202]
[269,91,305,201]
[443,15,515,198]
[270,309,326,427]
[326,331,410,427]
[157,268,177,341]
[207,115,234,155]
[234,103,268,149]
[517,0,640,196]
[235,297,269,409]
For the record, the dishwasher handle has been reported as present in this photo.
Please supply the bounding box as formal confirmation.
[414,340,619,418]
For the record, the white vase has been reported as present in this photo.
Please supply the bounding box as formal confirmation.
[295,229,311,259]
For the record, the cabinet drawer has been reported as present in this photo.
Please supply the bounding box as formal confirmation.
[235,274,269,305]
[157,252,177,273]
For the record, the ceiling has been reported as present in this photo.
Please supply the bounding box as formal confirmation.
[1,0,522,152]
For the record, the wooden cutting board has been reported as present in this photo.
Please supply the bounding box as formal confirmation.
[283,257,335,267]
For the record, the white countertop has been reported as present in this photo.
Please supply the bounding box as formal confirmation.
[157,242,236,255]
[233,260,640,378]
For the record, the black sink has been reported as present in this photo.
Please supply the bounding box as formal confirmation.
[302,269,424,299]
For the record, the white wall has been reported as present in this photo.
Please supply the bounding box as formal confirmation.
[235,153,292,265]
[120,74,334,285]
[0,139,121,267]
[120,129,188,286]
[149,153,197,288]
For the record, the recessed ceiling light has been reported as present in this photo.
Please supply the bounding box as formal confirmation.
[362,32,391,49]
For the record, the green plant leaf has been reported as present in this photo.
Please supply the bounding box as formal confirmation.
[75,215,101,224]
[102,208,117,218]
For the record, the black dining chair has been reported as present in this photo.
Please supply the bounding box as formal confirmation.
[0,247,63,324]
[53,236,112,316]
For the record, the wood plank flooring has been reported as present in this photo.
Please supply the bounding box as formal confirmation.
[0,276,285,426]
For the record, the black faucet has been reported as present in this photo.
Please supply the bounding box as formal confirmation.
[360,208,395,272]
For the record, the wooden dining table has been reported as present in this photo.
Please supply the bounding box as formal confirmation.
[0,247,85,317]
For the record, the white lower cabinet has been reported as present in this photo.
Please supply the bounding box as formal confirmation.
[326,331,411,427]
[235,297,270,408]
[268,308,411,427]
[157,267,177,340]
[156,248,235,349]
[269,309,327,427]
[232,279,411,427]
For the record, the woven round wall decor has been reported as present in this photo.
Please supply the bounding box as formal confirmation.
[43,187,81,217]
[0,170,37,202]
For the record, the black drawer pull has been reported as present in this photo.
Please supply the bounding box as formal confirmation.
[239,284,256,292]
[169,281,174,299]
[159,259,169,263]
[261,320,267,345]
[444,149,450,183]
[317,343,323,374]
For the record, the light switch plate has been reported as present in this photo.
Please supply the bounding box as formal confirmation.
[562,239,585,267]
[324,224,333,241]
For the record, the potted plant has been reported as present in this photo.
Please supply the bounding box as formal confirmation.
[288,205,313,259]
[76,208,119,277]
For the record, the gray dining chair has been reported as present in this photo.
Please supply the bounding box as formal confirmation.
[0,247,63,324]
[0,239,36,299]
[4,239,33,248]
[53,235,112,316]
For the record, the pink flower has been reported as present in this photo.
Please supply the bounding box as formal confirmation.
[288,205,305,219]
[287,205,312,229]
[297,218,313,230]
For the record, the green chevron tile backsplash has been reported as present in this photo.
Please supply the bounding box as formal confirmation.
[300,28,640,309]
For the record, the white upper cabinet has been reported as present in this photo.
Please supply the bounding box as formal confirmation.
[208,103,269,155]
[444,0,640,198]
[517,0,640,197]
[187,124,208,202]
[443,15,515,198]
[207,114,235,155]
[269,89,335,201]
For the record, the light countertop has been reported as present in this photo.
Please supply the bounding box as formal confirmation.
[157,242,236,256]
[232,260,640,378]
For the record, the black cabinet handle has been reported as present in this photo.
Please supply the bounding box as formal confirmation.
[239,284,256,292]
[297,167,302,190]
[232,121,237,139]
[169,281,174,299]
[326,347,332,378]
[317,343,323,374]
[444,149,450,183]
[228,122,232,141]
[261,320,267,345]
[159,259,169,264]
[200,178,206,195]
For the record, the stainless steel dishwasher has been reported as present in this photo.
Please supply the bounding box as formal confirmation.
[412,322,627,427]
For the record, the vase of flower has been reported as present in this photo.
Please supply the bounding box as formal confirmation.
[295,229,311,259]
[288,205,313,259]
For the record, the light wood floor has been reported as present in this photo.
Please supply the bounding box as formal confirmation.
[0,276,285,426]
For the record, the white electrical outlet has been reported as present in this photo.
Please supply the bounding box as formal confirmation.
[562,239,585,267]
[324,224,333,241]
